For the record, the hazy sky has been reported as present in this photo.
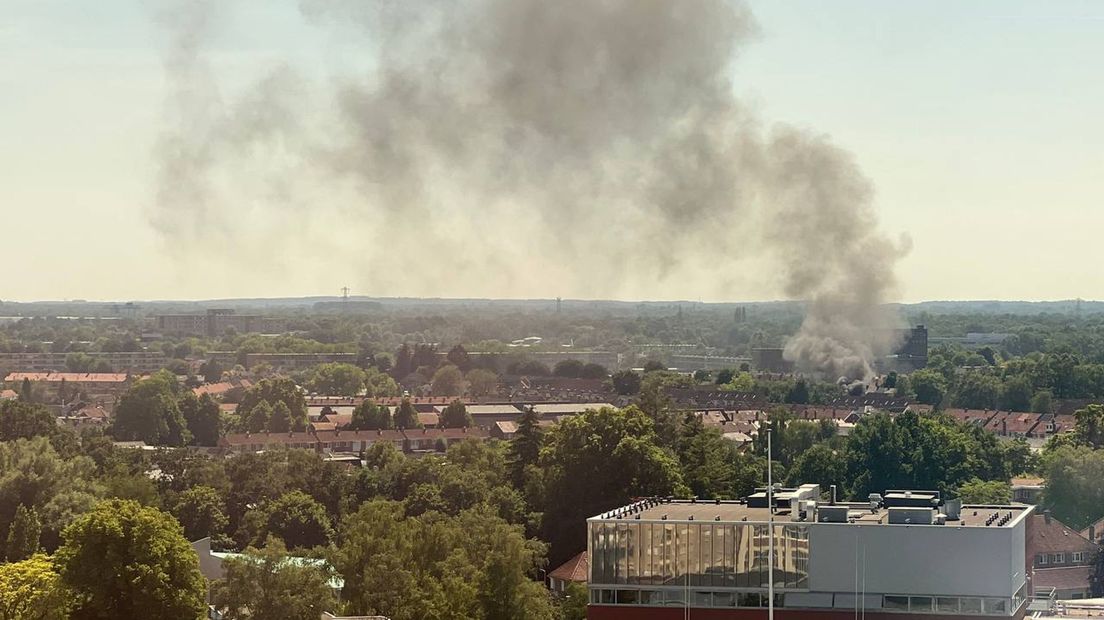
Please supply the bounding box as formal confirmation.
[1,1,1101,302]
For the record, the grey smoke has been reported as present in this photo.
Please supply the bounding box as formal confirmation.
[150,0,908,379]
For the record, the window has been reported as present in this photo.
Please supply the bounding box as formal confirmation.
[884,596,909,610]
[984,598,1008,614]
[909,596,933,612]
[959,598,983,614]
[737,592,761,608]
[1073,552,1085,563]
[1052,553,1064,564]
[1037,553,1049,566]
[935,597,959,612]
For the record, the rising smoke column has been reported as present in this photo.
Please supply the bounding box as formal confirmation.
[150,0,908,378]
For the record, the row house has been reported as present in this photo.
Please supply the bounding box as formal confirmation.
[219,427,489,455]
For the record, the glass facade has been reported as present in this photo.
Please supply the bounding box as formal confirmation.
[590,521,809,588]
[589,517,1024,617]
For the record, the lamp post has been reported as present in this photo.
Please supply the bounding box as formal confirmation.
[767,424,774,620]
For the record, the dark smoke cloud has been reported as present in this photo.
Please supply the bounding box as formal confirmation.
[150,0,908,378]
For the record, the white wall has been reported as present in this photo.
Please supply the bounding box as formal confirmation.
[808,520,1026,598]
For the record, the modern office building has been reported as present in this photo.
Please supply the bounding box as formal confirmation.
[587,485,1031,619]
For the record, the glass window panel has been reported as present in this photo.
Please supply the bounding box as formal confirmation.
[984,598,1008,614]
[662,523,676,585]
[676,524,689,586]
[910,596,933,612]
[640,524,653,584]
[936,597,959,612]
[735,524,749,587]
[600,589,615,604]
[884,596,909,610]
[713,591,735,607]
[692,591,712,607]
[686,524,700,586]
[698,524,712,586]
[638,590,659,604]
[960,597,982,613]
[664,590,687,606]
[737,592,761,607]
[617,590,638,604]
[622,523,635,584]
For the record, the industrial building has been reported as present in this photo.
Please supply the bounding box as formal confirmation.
[586,485,1031,619]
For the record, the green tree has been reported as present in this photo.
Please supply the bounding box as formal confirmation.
[0,400,58,442]
[244,400,272,433]
[956,478,1011,504]
[0,437,100,554]
[431,365,464,396]
[440,400,472,428]
[785,379,810,404]
[999,376,1033,412]
[179,392,221,446]
[268,401,292,433]
[1031,390,1054,413]
[111,372,190,446]
[364,367,401,398]
[558,581,588,620]
[951,372,1002,410]
[305,362,366,396]
[4,505,41,562]
[19,378,35,403]
[1073,404,1104,449]
[173,485,229,543]
[714,369,735,385]
[785,443,847,493]
[540,407,684,564]
[508,407,543,490]
[0,554,71,620]
[447,344,473,371]
[466,368,499,397]
[336,501,554,620]
[553,359,584,378]
[909,369,947,406]
[393,398,422,429]
[259,491,333,550]
[579,363,608,379]
[211,537,337,620]
[610,370,641,395]
[56,499,206,620]
[237,379,308,431]
[349,400,392,431]
[676,413,759,500]
[200,359,224,384]
[1040,445,1104,529]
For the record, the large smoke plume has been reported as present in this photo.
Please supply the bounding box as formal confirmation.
[150,0,908,379]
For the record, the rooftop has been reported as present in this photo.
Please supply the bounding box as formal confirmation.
[593,497,1030,529]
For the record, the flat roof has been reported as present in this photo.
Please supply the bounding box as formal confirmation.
[593,499,1030,528]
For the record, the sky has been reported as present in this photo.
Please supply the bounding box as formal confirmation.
[1,0,1101,303]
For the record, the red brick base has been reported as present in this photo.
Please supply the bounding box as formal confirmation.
[588,605,1026,620]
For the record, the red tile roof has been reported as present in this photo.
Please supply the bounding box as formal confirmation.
[5,372,129,383]
[193,382,234,396]
[1028,514,1100,556]
[549,551,588,583]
